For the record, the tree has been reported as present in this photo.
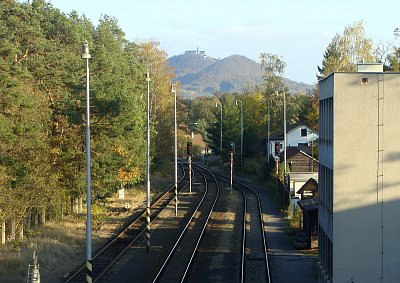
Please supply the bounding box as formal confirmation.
[260,52,286,95]
[383,28,400,71]
[0,0,56,232]
[135,41,175,174]
[239,92,267,157]
[84,15,147,199]
[318,21,375,76]
[306,85,319,131]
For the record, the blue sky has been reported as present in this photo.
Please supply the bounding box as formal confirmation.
[47,0,399,84]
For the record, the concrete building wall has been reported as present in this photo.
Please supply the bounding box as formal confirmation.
[333,73,381,282]
[381,74,400,278]
[319,72,400,282]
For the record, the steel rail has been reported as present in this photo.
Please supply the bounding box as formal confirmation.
[180,166,221,282]
[94,165,193,282]
[152,167,219,282]
[195,165,271,283]
[65,164,187,282]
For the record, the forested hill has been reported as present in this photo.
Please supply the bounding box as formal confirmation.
[168,51,313,99]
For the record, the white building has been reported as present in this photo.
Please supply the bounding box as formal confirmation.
[318,64,400,282]
[266,122,318,157]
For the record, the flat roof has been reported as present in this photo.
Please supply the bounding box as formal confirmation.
[318,71,400,82]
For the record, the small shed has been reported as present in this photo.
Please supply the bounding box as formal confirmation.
[297,178,319,246]
[280,147,319,173]
[298,198,318,238]
[287,172,318,198]
[296,178,318,200]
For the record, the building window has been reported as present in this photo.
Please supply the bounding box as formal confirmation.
[301,128,307,137]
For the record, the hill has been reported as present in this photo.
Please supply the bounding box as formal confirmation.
[168,50,217,77]
[168,50,313,99]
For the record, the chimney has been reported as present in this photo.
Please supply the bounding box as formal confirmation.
[357,63,383,72]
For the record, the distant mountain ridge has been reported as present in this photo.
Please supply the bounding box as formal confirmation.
[168,50,312,99]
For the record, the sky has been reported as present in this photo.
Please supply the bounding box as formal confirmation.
[47,0,399,85]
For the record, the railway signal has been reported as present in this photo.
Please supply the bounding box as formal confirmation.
[187,141,192,158]
[275,142,280,156]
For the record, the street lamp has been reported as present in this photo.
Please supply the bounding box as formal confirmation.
[307,131,318,172]
[215,102,222,158]
[276,91,287,178]
[188,122,198,139]
[187,122,197,195]
[145,70,151,253]
[235,100,243,173]
[267,98,271,165]
[81,41,92,282]
[171,83,178,216]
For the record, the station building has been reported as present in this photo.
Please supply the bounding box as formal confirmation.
[318,64,400,282]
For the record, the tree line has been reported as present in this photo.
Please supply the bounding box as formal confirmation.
[0,0,176,241]
[184,21,400,163]
[1,1,398,244]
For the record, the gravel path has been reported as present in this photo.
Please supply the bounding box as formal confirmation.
[210,165,318,283]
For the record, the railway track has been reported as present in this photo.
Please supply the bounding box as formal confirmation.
[64,164,187,282]
[65,164,271,282]
[193,164,271,283]
[152,166,220,282]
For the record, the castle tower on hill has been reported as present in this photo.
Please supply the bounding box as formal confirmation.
[184,47,207,58]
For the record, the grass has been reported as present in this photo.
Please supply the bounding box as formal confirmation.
[0,217,86,283]
[0,175,172,283]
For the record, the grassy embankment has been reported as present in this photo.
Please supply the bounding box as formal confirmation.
[0,176,171,283]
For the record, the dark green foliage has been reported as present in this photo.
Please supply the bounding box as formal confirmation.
[0,1,149,225]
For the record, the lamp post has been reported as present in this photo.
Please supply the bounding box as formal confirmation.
[267,98,270,166]
[187,122,197,195]
[145,70,151,253]
[276,91,287,178]
[283,91,287,178]
[215,102,223,158]
[307,131,318,172]
[81,41,92,283]
[235,100,243,173]
[171,83,178,216]
[188,122,198,139]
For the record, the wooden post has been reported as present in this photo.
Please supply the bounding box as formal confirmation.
[11,218,16,241]
[34,209,39,228]
[79,196,83,213]
[1,221,5,245]
[74,198,78,214]
[41,208,46,225]
[19,224,24,240]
